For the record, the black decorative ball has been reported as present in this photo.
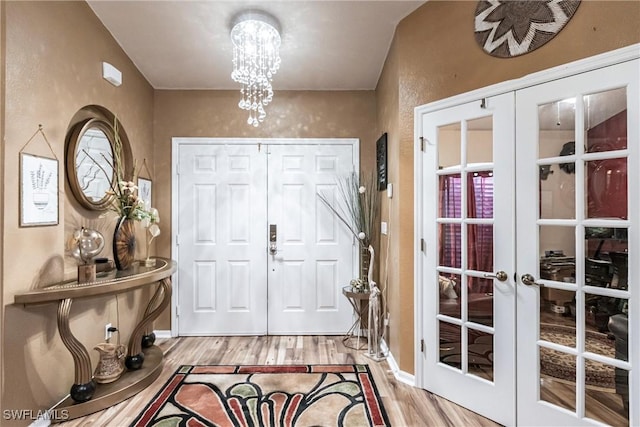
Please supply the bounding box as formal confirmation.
[125,353,145,370]
[141,332,156,348]
[70,380,96,403]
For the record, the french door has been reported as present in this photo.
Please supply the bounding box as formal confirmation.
[418,93,516,426]
[516,59,638,427]
[173,139,357,336]
[417,53,639,426]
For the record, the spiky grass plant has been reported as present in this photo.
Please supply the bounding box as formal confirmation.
[318,171,380,288]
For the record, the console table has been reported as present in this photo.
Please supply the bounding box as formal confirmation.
[14,257,176,422]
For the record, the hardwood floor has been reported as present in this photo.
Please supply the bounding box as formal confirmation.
[58,336,500,426]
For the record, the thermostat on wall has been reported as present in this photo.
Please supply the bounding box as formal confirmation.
[102,62,122,87]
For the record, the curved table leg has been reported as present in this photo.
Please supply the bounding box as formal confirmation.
[141,282,164,349]
[57,298,96,402]
[126,278,172,370]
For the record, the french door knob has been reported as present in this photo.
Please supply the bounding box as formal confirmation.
[521,274,541,286]
[483,270,508,282]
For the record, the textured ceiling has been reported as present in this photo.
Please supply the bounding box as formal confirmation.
[88,1,425,90]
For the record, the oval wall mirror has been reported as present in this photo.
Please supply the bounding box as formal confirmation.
[66,118,116,211]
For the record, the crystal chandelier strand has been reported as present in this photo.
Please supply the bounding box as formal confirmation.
[230,11,281,127]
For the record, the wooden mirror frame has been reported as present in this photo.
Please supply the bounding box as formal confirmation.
[65,118,117,211]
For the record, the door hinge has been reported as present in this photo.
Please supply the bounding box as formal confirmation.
[175,234,180,246]
[420,339,425,353]
[420,238,426,253]
[420,137,425,152]
[175,305,180,318]
[176,161,180,175]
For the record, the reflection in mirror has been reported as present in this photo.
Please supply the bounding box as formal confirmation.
[76,127,113,202]
[66,118,118,211]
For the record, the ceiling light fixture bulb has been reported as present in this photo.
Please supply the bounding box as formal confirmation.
[230,11,281,127]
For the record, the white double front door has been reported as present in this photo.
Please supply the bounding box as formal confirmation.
[174,139,357,335]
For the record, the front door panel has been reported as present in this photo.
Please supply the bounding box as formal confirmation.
[267,144,356,334]
[178,144,268,335]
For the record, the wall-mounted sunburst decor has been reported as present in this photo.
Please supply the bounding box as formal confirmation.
[474,0,580,58]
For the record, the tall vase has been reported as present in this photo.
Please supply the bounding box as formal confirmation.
[360,245,371,290]
[113,216,136,270]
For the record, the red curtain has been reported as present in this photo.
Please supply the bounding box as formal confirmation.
[439,172,494,293]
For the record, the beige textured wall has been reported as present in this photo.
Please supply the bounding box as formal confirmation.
[2,1,154,421]
[377,0,640,373]
[152,89,378,328]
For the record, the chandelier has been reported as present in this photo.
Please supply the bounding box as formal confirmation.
[230,11,281,127]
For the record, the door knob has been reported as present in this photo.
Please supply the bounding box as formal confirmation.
[521,274,541,286]
[483,271,508,282]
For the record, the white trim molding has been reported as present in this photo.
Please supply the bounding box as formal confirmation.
[153,330,172,339]
[381,340,415,387]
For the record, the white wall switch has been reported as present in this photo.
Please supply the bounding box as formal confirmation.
[381,221,388,235]
[387,183,393,199]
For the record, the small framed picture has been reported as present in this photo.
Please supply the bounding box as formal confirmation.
[20,153,59,227]
[138,177,152,208]
[376,133,388,191]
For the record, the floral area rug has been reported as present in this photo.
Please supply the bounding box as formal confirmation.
[131,364,390,427]
[540,324,616,389]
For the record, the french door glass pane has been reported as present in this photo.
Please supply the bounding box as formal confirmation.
[540,162,575,219]
[439,273,462,319]
[468,329,494,382]
[439,223,461,268]
[585,158,627,220]
[438,123,461,168]
[467,116,493,164]
[538,99,576,160]
[439,321,462,371]
[584,87,627,153]
[540,347,577,412]
[439,174,461,218]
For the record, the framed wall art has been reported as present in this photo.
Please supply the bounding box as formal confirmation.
[138,177,152,208]
[20,153,59,227]
[376,133,388,191]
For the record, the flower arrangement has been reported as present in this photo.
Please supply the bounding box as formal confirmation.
[84,118,150,221]
[318,171,380,290]
[103,119,148,220]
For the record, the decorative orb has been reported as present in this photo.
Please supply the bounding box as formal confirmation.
[358,232,366,240]
[71,228,105,264]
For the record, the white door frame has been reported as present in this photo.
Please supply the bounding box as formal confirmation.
[414,44,639,418]
[171,137,360,336]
